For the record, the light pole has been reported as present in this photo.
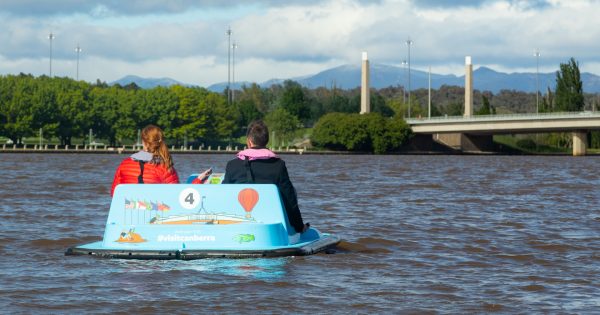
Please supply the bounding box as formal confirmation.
[75,44,82,80]
[534,49,540,113]
[232,41,238,103]
[226,27,232,105]
[401,60,408,104]
[406,37,413,118]
[428,65,431,119]
[48,32,55,77]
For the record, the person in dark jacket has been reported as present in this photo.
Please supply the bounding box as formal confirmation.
[223,120,308,234]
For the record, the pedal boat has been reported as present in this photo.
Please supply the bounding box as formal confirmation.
[66,183,340,260]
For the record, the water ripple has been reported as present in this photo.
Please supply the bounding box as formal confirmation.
[1,153,599,313]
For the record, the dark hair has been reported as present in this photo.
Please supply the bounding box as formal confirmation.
[246,120,269,148]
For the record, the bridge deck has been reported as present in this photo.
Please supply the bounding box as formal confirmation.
[407,112,600,134]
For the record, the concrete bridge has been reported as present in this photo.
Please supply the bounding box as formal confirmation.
[406,112,600,155]
[355,54,596,155]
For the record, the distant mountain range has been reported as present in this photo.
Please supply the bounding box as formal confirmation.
[111,75,189,89]
[110,64,600,94]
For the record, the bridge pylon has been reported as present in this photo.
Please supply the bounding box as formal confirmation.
[360,52,370,114]
[572,131,587,156]
[464,56,473,117]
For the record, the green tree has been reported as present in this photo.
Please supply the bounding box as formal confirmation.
[407,96,425,118]
[430,102,443,117]
[554,57,584,112]
[360,113,411,153]
[30,85,59,139]
[476,95,495,115]
[590,131,600,149]
[90,86,136,146]
[331,92,357,113]
[362,113,389,153]
[264,107,301,147]
[208,93,239,140]
[0,75,35,143]
[539,87,554,113]
[445,102,464,116]
[386,97,405,117]
[371,92,394,117]
[236,99,263,132]
[279,80,310,123]
[310,113,350,150]
[55,78,93,145]
[385,115,413,151]
[144,87,180,138]
[311,112,412,153]
[171,85,210,142]
[238,83,271,114]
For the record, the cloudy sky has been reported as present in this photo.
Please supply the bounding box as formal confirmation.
[1,0,599,87]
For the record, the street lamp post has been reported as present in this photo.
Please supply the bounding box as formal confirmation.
[401,60,408,104]
[534,49,540,113]
[226,27,232,105]
[232,41,238,103]
[428,65,431,119]
[48,32,55,77]
[75,44,82,80]
[406,37,413,118]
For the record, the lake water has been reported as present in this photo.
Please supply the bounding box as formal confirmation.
[1,153,599,313]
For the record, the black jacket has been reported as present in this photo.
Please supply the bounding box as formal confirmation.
[223,157,305,233]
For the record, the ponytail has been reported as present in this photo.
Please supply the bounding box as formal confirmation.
[157,140,174,172]
[141,125,174,172]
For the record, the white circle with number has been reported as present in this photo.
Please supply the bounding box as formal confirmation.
[179,188,200,210]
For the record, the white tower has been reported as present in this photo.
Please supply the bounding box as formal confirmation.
[360,52,370,114]
[464,56,473,117]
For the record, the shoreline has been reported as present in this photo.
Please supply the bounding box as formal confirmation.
[0,144,352,155]
[0,146,591,156]
[1,142,594,156]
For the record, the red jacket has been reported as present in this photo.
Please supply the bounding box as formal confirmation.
[111,156,179,196]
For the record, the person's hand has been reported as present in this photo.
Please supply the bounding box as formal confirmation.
[198,168,212,183]
[302,222,310,233]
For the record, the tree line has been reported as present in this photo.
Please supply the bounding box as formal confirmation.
[0,74,406,149]
[0,74,237,146]
[1,57,594,152]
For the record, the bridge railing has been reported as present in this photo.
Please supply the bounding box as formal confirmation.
[406,111,600,124]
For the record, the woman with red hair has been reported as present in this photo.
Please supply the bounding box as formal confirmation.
[110,125,179,196]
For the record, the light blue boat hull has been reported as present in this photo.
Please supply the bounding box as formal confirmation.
[66,184,340,259]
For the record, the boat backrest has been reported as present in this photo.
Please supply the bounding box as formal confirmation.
[108,183,292,235]
[101,184,292,250]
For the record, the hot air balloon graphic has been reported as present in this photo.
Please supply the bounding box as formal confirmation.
[238,188,259,219]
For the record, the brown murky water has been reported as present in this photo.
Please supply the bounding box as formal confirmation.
[1,153,599,313]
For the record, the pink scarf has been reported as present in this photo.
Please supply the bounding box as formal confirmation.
[236,148,278,161]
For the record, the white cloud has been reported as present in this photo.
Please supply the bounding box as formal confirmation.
[231,0,369,61]
[1,0,600,85]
